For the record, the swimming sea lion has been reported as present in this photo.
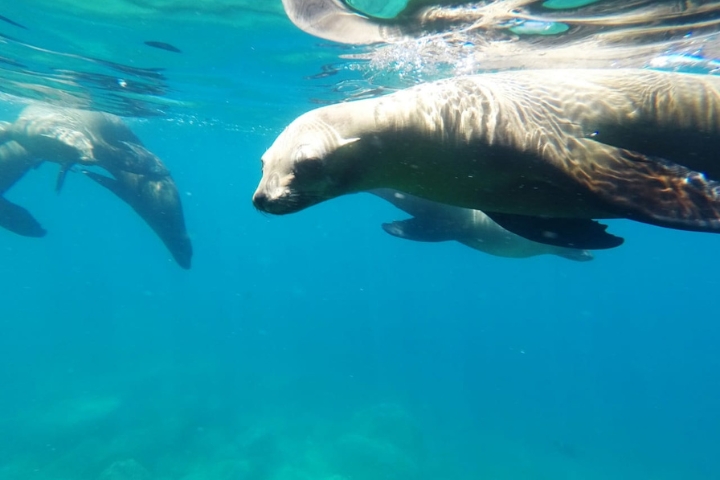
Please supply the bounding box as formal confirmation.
[253,68,720,249]
[6,105,169,191]
[0,106,192,268]
[371,189,592,261]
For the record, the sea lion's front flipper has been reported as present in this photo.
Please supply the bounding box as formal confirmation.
[381,217,458,242]
[483,211,624,249]
[0,196,46,237]
[565,139,720,233]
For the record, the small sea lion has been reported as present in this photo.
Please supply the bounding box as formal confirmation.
[253,68,720,249]
[371,189,592,261]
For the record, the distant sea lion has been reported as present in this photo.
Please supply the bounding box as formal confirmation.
[371,189,592,261]
[253,68,720,249]
[6,105,169,191]
[0,106,192,268]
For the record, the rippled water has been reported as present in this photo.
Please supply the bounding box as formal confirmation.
[4,1,720,121]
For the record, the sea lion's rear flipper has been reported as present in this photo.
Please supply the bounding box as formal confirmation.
[565,139,720,233]
[381,217,458,242]
[0,196,46,237]
[483,211,624,249]
[82,170,192,270]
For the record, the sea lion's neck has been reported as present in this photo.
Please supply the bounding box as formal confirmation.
[327,89,608,218]
[328,89,504,198]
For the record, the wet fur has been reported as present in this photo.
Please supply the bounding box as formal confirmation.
[254,68,720,236]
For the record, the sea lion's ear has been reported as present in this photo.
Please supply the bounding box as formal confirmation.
[339,137,360,147]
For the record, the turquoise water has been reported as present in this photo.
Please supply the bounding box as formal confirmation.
[1,2,720,479]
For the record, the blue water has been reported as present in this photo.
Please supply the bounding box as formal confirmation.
[1,2,720,479]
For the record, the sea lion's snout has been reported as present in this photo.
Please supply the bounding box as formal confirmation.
[253,172,286,213]
[252,189,270,211]
[253,171,317,215]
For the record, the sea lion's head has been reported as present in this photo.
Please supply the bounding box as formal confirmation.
[253,109,361,215]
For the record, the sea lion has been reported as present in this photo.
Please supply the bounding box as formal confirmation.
[5,105,169,191]
[371,189,592,261]
[253,68,720,249]
[0,106,192,268]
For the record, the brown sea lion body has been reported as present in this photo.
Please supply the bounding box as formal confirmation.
[0,106,191,268]
[253,68,720,248]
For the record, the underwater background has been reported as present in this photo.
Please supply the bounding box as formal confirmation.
[1,1,720,479]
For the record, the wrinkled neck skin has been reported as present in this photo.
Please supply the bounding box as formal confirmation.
[316,88,487,194]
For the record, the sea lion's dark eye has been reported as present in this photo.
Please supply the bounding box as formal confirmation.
[293,158,324,179]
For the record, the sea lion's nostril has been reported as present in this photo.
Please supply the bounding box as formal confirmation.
[253,191,268,209]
